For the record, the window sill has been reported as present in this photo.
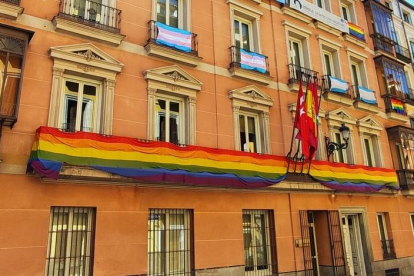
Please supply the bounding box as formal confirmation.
[145,42,202,67]
[0,1,23,20]
[314,21,342,37]
[323,91,354,106]
[229,66,272,85]
[53,17,125,46]
[343,33,367,48]
[281,7,312,24]
[386,111,409,123]
[353,101,380,114]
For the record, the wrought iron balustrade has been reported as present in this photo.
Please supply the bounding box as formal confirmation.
[395,44,412,63]
[383,96,407,115]
[230,46,269,75]
[287,64,318,85]
[381,239,396,260]
[396,169,414,190]
[58,0,121,33]
[371,33,395,55]
[147,20,198,55]
[351,85,378,105]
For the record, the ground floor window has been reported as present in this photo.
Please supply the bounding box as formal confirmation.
[148,209,194,276]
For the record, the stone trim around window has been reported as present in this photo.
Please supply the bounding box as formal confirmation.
[0,1,23,20]
[357,115,383,167]
[48,43,124,135]
[144,65,202,145]
[228,85,273,154]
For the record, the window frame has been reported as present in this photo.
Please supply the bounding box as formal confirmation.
[377,213,389,242]
[357,116,384,168]
[362,135,376,167]
[289,38,304,68]
[339,0,357,24]
[152,0,190,31]
[156,0,183,29]
[347,49,369,88]
[403,10,412,24]
[284,22,312,70]
[323,50,335,77]
[410,213,414,239]
[238,110,261,153]
[233,16,254,51]
[45,206,96,276]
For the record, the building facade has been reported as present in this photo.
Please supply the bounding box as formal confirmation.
[1,0,414,276]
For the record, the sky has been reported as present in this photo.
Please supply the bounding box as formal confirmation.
[407,0,414,6]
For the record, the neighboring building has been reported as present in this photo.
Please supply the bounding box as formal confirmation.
[1,0,414,276]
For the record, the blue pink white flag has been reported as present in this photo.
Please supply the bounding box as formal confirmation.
[240,49,267,74]
[156,22,192,53]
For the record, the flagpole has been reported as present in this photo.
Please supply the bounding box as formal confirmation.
[287,71,303,162]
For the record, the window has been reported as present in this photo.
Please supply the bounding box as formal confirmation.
[155,96,184,144]
[384,1,392,10]
[239,112,260,153]
[372,4,397,42]
[319,39,342,79]
[315,0,330,11]
[49,44,123,135]
[410,213,414,238]
[362,135,376,167]
[45,207,96,276]
[289,38,304,68]
[323,51,334,76]
[243,210,277,275]
[377,213,389,242]
[351,62,362,86]
[229,85,273,154]
[148,209,194,276]
[403,11,411,24]
[340,0,356,24]
[157,0,180,28]
[62,78,101,132]
[333,130,347,163]
[234,17,253,51]
[357,116,383,167]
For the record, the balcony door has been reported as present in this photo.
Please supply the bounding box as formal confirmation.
[66,0,115,27]
[342,215,367,276]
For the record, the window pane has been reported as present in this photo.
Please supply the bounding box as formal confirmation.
[234,20,241,49]
[292,41,301,67]
[241,23,250,51]
[247,116,257,153]
[324,54,332,76]
[169,101,179,144]
[243,214,254,271]
[342,6,348,21]
[351,64,359,86]
[239,114,247,151]
[378,214,387,241]
[81,85,96,132]
[254,214,268,268]
[169,0,179,28]
[169,214,185,274]
[157,0,167,24]
[335,132,345,163]
[148,213,166,275]
[364,138,373,167]
[156,99,166,141]
[63,81,79,132]
[73,0,86,18]
[0,53,22,117]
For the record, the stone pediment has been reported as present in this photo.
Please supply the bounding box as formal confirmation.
[143,65,203,91]
[357,115,383,132]
[49,43,124,73]
[228,85,273,107]
[326,107,357,125]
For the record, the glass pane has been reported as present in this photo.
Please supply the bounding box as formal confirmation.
[157,0,167,24]
[234,20,240,48]
[81,85,96,132]
[69,212,88,276]
[169,214,185,274]
[242,23,250,51]
[169,0,179,28]
[148,213,166,275]
[63,82,79,131]
[324,54,332,76]
[254,214,268,268]
[378,215,387,241]
[335,132,345,163]
[156,99,166,141]
[351,64,359,86]
[169,101,179,144]
[73,0,86,18]
[292,42,301,66]
[0,76,19,116]
[247,116,257,153]
[49,211,69,276]
[243,214,254,271]
[364,138,373,167]
[239,114,247,152]
[342,7,348,21]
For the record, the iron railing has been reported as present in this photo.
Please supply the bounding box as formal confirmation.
[147,20,198,55]
[385,268,400,276]
[386,85,414,102]
[287,64,319,85]
[230,46,270,75]
[381,239,396,260]
[61,122,93,133]
[322,75,352,97]
[383,96,407,115]
[351,85,378,105]
[58,0,121,33]
[396,169,414,190]
[0,0,20,5]
[371,33,395,55]
[395,44,412,63]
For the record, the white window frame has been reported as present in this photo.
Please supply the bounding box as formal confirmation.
[284,21,312,70]
[315,0,331,11]
[233,16,254,51]
[403,10,412,24]
[350,61,362,86]
[45,207,95,276]
[155,0,183,28]
[242,210,274,275]
[63,0,117,27]
[155,94,185,144]
[238,111,262,153]
[318,37,342,79]
[152,0,190,30]
[339,0,357,24]
[60,76,102,133]
[289,37,304,68]
[377,213,389,242]
[229,0,262,54]
[357,116,383,167]
[347,48,369,88]
[323,50,335,76]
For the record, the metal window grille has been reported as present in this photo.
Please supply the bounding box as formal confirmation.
[45,207,96,276]
[242,210,277,275]
[148,209,194,276]
[385,268,400,276]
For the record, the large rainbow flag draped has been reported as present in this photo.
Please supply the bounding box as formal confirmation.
[28,127,399,192]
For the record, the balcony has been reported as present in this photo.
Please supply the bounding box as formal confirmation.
[322,75,354,106]
[0,0,23,19]
[396,170,414,190]
[383,96,408,123]
[351,85,380,113]
[287,64,319,92]
[371,33,395,55]
[145,20,202,67]
[381,239,396,260]
[395,44,412,63]
[229,46,272,85]
[53,0,125,45]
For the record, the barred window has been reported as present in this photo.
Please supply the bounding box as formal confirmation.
[45,207,96,276]
[242,210,277,275]
[148,209,194,276]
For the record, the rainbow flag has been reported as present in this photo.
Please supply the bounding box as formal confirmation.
[156,22,192,53]
[28,127,399,192]
[391,98,405,114]
[240,49,267,74]
[348,22,365,41]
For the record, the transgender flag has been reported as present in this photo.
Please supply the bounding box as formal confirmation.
[240,49,267,73]
[156,22,192,53]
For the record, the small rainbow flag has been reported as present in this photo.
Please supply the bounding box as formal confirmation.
[348,22,365,41]
[391,98,405,114]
